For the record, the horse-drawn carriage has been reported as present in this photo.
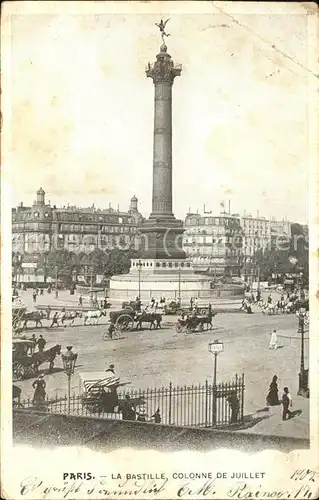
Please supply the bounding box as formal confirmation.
[79,372,144,417]
[103,308,162,340]
[12,339,62,381]
[175,311,216,334]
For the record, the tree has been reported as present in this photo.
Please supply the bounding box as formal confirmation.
[254,223,309,286]
[44,250,78,285]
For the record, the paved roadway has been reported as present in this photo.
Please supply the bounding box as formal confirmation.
[14,290,309,440]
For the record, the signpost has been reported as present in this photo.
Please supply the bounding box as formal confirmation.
[208,340,224,425]
[208,340,224,385]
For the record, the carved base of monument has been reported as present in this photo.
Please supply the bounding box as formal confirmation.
[139,217,186,260]
[109,258,244,307]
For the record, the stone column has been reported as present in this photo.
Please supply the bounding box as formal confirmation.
[146,43,182,219]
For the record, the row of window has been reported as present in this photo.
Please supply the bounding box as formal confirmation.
[58,224,137,234]
[186,217,240,227]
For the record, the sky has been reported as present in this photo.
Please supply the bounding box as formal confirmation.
[5,2,314,224]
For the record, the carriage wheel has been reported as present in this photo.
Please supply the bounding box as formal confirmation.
[13,362,25,381]
[200,308,206,315]
[115,314,134,332]
[175,322,183,333]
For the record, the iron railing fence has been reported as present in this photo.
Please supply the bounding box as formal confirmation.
[14,375,244,428]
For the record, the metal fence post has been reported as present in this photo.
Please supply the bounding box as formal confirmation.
[168,381,172,425]
[205,379,208,427]
[212,383,217,426]
[241,373,245,422]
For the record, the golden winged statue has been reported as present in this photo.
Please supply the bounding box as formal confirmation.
[155,18,171,42]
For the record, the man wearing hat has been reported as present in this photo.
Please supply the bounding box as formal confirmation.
[37,335,46,352]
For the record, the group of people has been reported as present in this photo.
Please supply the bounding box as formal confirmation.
[78,294,109,310]
[266,375,293,420]
[28,333,46,353]
[49,308,67,327]
[32,288,44,303]
[134,296,159,313]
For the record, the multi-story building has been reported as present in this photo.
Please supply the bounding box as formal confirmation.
[183,212,243,277]
[270,217,292,250]
[12,188,143,255]
[240,214,271,259]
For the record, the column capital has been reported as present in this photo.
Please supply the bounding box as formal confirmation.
[146,50,182,85]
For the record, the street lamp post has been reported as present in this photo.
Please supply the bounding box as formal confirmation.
[62,346,78,414]
[178,266,181,303]
[297,309,309,397]
[208,340,224,425]
[288,255,300,297]
[55,265,59,298]
[137,260,142,298]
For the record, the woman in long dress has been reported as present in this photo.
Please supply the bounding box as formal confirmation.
[266,375,280,406]
[32,374,46,405]
[269,329,278,350]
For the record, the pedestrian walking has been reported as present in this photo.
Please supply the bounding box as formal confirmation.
[267,293,272,304]
[78,294,83,307]
[46,305,51,320]
[57,308,66,326]
[281,387,292,420]
[32,290,37,303]
[266,375,280,406]
[37,335,46,352]
[269,329,278,350]
[227,392,240,424]
[50,312,59,328]
[32,373,46,406]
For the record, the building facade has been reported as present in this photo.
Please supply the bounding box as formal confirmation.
[12,188,143,255]
[183,212,243,277]
[270,218,292,250]
[240,215,271,259]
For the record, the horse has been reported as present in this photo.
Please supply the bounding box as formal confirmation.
[61,311,82,327]
[84,309,106,326]
[197,312,217,330]
[22,311,46,329]
[134,312,162,330]
[32,344,62,373]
